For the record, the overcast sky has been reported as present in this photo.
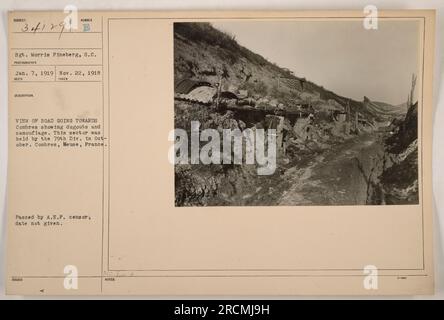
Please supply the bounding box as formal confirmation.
[212,20,420,105]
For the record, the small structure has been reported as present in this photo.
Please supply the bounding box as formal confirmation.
[219,91,239,100]
[287,78,303,91]
[186,86,217,104]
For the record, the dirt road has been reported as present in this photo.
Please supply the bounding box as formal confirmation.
[277,133,385,205]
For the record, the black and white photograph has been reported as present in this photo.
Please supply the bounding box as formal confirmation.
[2,5,441,299]
[174,20,421,207]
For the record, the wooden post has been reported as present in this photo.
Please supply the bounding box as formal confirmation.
[216,75,221,109]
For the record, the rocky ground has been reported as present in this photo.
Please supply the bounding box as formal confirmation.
[173,23,419,207]
[174,101,418,207]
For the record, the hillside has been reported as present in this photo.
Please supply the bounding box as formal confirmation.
[174,22,402,125]
[174,23,301,103]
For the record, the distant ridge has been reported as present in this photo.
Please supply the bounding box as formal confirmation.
[363,96,407,121]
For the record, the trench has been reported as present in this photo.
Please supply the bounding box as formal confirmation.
[275,132,386,206]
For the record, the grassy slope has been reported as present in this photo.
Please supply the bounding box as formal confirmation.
[174,22,402,124]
